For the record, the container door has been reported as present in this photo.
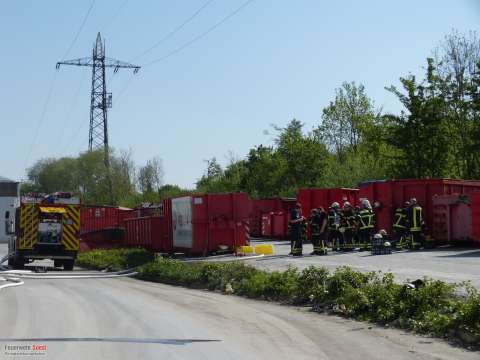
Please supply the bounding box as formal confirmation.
[172,196,193,248]
[470,192,480,244]
[451,203,472,241]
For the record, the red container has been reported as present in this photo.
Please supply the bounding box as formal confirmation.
[124,216,164,251]
[250,197,296,237]
[161,199,173,252]
[359,179,480,235]
[81,206,134,234]
[81,206,121,234]
[297,188,359,219]
[272,212,287,238]
[261,212,273,237]
[80,229,124,252]
[133,205,164,218]
[171,193,251,255]
[470,192,480,245]
[117,207,135,227]
[432,194,472,243]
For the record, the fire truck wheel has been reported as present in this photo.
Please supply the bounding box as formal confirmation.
[63,259,74,271]
[11,256,24,269]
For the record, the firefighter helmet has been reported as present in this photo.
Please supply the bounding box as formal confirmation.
[361,199,372,209]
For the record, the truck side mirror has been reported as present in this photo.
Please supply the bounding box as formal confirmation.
[5,211,14,235]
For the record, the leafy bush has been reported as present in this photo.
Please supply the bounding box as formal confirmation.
[296,266,329,304]
[77,248,154,271]
[77,249,480,346]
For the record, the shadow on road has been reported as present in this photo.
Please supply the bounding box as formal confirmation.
[0,337,222,345]
[435,250,480,258]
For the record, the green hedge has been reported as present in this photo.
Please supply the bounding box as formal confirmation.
[76,248,154,271]
[77,249,480,346]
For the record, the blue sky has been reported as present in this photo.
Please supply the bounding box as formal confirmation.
[1,1,479,187]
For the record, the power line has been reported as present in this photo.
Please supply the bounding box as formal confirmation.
[67,120,89,155]
[57,76,88,155]
[112,73,135,107]
[101,0,129,34]
[58,0,135,156]
[60,0,96,60]
[106,0,214,90]
[144,0,255,67]
[105,1,218,116]
[25,0,96,172]
[24,71,58,170]
[131,0,215,62]
[114,0,254,106]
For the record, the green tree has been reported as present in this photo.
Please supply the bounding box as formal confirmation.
[158,184,194,200]
[386,59,452,178]
[24,149,138,206]
[241,145,287,197]
[138,157,164,202]
[318,82,377,158]
[196,158,225,193]
[433,30,480,177]
[315,82,396,186]
[25,157,78,194]
[274,119,329,193]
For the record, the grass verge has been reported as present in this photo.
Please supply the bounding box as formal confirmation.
[76,248,154,271]
[77,249,480,347]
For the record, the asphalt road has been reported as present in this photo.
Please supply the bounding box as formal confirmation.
[0,245,478,359]
[247,240,480,288]
[0,276,478,360]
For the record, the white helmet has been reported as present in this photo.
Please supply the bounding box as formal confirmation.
[331,202,340,209]
[343,201,351,209]
[362,199,372,209]
[384,241,391,247]
[373,233,382,239]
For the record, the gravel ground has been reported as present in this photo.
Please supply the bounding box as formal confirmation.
[241,239,480,288]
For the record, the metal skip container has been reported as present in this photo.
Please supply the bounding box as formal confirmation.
[297,188,359,217]
[359,178,480,235]
[124,200,172,252]
[80,206,134,234]
[171,193,251,255]
[251,197,296,238]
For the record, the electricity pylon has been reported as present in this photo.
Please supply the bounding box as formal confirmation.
[56,32,140,204]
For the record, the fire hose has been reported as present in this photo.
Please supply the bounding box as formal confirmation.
[0,255,137,290]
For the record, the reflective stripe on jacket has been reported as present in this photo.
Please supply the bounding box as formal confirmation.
[393,208,407,229]
[358,209,374,230]
[410,206,423,232]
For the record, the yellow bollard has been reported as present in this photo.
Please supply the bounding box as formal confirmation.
[254,244,274,255]
[236,245,254,256]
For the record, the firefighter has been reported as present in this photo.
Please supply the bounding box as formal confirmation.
[353,205,361,244]
[327,202,342,250]
[309,207,328,255]
[357,199,375,249]
[340,201,356,251]
[289,203,305,256]
[392,201,409,249]
[407,198,425,248]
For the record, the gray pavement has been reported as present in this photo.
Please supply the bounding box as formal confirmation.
[0,275,478,359]
[0,244,478,359]
[246,239,480,288]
